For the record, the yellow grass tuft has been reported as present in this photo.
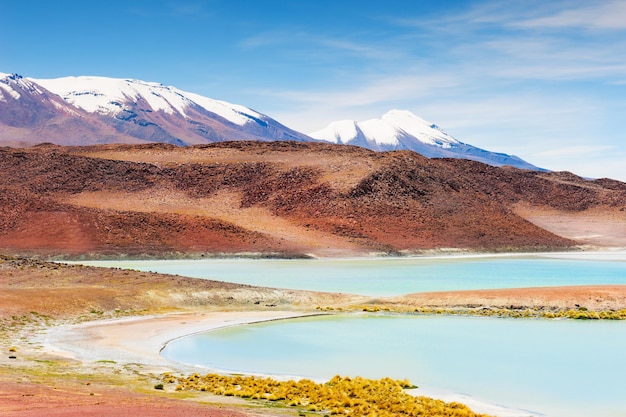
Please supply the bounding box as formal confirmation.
[165,373,493,417]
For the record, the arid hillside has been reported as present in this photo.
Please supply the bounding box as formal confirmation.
[1,141,625,258]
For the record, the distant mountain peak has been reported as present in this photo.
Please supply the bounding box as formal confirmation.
[36,76,197,119]
[1,72,311,146]
[1,72,43,98]
[310,109,541,170]
[1,72,21,80]
[32,75,283,130]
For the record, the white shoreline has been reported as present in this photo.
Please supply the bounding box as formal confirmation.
[40,310,540,417]
[40,310,312,371]
[65,248,626,266]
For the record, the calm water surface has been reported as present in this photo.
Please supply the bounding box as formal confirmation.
[77,254,626,296]
[76,254,626,416]
[162,314,626,417]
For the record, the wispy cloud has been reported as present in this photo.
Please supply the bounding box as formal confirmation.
[317,38,401,61]
[513,0,626,30]
[239,31,295,49]
[242,0,626,103]
[168,2,213,17]
[129,1,213,19]
[480,38,626,81]
[388,1,626,83]
[532,144,626,179]
[239,30,402,64]
[432,0,626,31]
[256,72,461,111]
[535,145,615,158]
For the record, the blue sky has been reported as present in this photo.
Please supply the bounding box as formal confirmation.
[2,0,626,181]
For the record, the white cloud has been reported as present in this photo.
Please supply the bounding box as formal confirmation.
[239,31,295,49]
[256,73,460,111]
[168,2,212,17]
[129,2,213,19]
[317,39,402,61]
[382,1,626,88]
[514,1,626,30]
[239,30,404,66]
[534,145,616,158]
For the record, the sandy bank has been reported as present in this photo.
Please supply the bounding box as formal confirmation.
[41,310,316,372]
[41,310,541,417]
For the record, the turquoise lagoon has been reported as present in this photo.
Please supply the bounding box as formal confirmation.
[77,253,626,416]
[78,253,626,295]
[162,314,626,417]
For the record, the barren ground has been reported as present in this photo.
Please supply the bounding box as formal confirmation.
[513,203,626,248]
[5,142,626,258]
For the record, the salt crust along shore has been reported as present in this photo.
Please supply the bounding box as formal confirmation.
[40,310,540,417]
[41,310,312,371]
[330,248,626,262]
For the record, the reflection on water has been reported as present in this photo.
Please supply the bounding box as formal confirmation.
[162,314,626,417]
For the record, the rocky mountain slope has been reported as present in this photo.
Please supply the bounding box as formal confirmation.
[1,141,624,258]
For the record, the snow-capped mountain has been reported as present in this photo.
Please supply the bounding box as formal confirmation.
[0,73,81,125]
[0,72,310,146]
[35,76,273,131]
[1,71,539,170]
[310,110,541,170]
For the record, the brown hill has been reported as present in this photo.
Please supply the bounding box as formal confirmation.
[1,141,625,258]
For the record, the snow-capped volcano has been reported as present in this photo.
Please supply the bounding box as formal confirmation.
[1,72,310,146]
[312,110,458,149]
[1,71,539,170]
[310,110,541,170]
[34,76,266,127]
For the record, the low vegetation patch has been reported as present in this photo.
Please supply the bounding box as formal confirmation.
[164,373,492,417]
[318,305,626,320]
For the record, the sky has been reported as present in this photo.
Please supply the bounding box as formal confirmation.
[2,0,626,181]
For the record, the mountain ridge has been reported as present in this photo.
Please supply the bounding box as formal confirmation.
[3,72,537,170]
